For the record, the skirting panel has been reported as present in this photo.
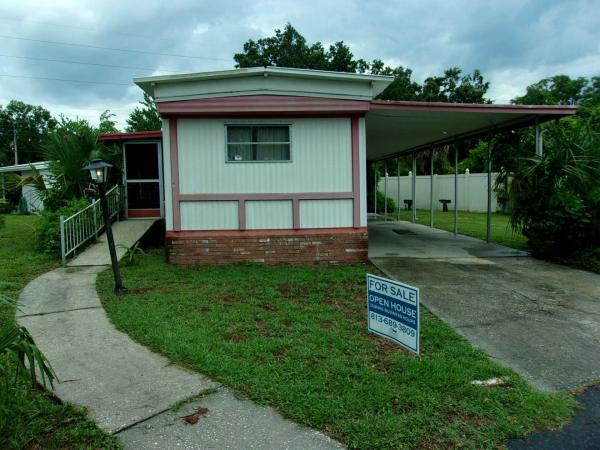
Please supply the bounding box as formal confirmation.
[166,228,368,266]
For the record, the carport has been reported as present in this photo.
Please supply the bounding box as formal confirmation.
[364,100,576,241]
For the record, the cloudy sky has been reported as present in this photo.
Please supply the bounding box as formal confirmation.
[1,0,598,128]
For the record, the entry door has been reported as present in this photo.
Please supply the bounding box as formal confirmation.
[123,141,163,218]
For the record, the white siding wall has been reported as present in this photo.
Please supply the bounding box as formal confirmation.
[246,200,293,229]
[176,117,354,230]
[299,199,353,228]
[181,201,238,230]
[177,118,352,193]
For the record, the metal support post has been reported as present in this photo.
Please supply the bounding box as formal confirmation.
[373,162,377,215]
[60,215,66,266]
[396,158,401,221]
[486,141,493,243]
[454,141,459,235]
[430,148,434,228]
[411,152,416,223]
[384,161,388,220]
[535,120,543,156]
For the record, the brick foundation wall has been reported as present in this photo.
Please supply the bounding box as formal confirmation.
[166,228,368,266]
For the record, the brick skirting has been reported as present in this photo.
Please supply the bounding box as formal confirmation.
[166,228,368,266]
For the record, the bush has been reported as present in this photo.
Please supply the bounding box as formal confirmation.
[376,191,397,215]
[0,199,12,214]
[509,117,600,257]
[36,198,92,255]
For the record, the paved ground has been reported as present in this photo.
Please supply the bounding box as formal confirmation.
[67,219,155,267]
[369,220,600,392]
[17,266,344,449]
[509,384,600,449]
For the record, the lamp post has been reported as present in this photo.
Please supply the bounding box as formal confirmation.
[83,159,126,294]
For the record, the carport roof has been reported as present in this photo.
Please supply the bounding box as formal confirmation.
[366,100,577,160]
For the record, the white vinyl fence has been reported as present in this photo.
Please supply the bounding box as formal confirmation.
[377,171,500,212]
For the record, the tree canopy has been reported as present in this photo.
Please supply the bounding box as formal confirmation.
[0,101,57,166]
[235,23,490,104]
[125,93,161,132]
[512,75,599,106]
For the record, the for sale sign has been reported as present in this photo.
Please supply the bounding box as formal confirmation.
[367,274,419,355]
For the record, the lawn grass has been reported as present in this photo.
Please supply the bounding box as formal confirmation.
[0,215,120,449]
[98,252,575,449]
[381,208,528,250]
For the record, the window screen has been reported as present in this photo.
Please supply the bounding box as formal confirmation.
[226,125,290,162]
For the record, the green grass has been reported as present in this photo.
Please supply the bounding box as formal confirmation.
[380,208,528,250]
[98,252,575,449]
[0,215,120,449]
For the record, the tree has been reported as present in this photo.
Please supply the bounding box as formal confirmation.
[512,75,590,106]
[420,68,490,103]
[97,110,119,134]
[0,101,57,166]
[376,67,421,101]
[235,23,375,73]
[126,93,161,132]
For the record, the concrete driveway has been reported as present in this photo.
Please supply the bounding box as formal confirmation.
[369,220,600,392]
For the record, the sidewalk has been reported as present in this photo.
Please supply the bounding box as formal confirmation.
[17,266,343,449]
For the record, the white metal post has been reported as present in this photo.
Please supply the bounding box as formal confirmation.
[384,160,388,221]
[60,215,66,266]
[486,141,493,243]
[430,148,434,228]
[396,158,401,221]
[454,142,458,235]
[411,152,416,223]
[373,162,377,215]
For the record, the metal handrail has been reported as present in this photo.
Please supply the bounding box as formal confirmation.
[60,185,123,265]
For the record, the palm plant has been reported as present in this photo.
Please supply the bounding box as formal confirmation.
[0,294,55,414]
[505,116,600,256]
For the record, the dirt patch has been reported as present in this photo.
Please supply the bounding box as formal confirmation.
[228,334,249,343]
[277,283,310,300]
[275,347,287,359]
[220,294,240,304]
[128,286,160,294]
[321,320,334,330]
[198,306,210,313]
[260,303,278,312]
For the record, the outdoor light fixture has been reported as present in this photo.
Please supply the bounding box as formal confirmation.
[83,158,127,294]
[85,158,111,184]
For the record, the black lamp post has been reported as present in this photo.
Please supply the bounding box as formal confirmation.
[83,158,127,294]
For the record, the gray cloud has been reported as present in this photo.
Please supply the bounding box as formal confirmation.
[0,0,598,127]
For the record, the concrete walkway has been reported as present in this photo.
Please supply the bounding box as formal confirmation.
[17,267,344,449]
[369,220,600,391]
[68,219,155,267]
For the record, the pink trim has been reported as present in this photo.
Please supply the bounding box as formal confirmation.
[292,198,300,229]
[239,200,246,230]
[166,227,367,238]
[178,192,354,201]
[97,130,162,141]
[169,119,181,231]
[369,100,577,115]
[158,95,370,116]
[351,116,360,228]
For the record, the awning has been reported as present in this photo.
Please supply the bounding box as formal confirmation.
[366,101,577,160]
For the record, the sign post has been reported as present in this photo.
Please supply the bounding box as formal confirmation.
[367,274,420,355]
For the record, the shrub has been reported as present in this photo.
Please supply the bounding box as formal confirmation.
[509,116,600,257]
[36,198,92,255]
[376,191,397,215]
[0,199,12,214]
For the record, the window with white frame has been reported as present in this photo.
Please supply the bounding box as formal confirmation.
[226,125,290,162]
